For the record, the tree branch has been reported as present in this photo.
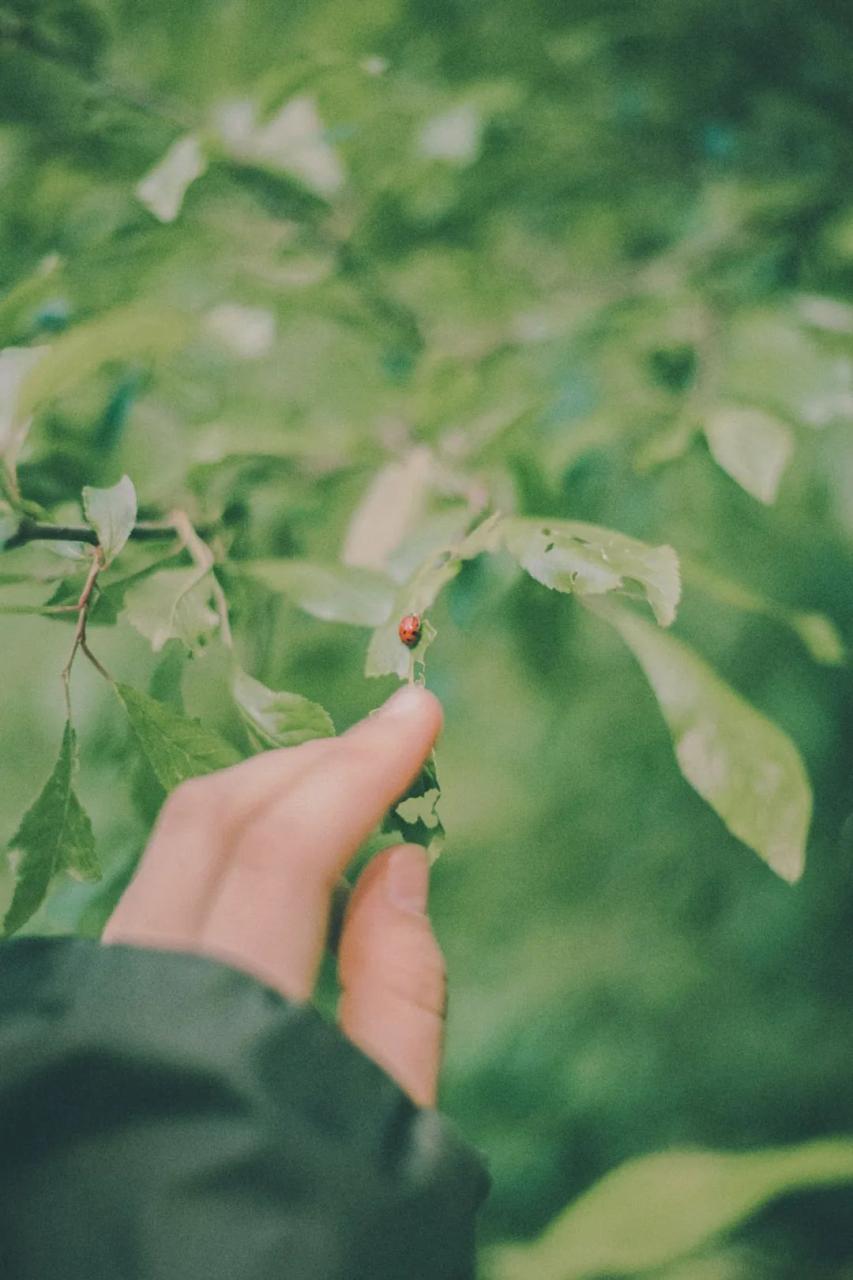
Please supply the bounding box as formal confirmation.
[4,519,187,551]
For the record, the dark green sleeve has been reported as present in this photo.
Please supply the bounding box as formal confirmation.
[0,937,489,1280]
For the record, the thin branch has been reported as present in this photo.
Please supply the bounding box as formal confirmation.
[61,547,110,716]
[4,518,185,551]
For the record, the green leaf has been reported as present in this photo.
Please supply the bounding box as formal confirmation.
[384,753,445,859]
[704,406,794,504]
[365,512,502,678]
[244,559,396,626]
[342,446,434,572]
[365,555,459,678]
[136,134,209,223]
[14,303,194,425]
[4,723,99,936]
[492,1139,853,1280]
[120,566,218,652]
[232,667,335,749]
[722,310,852,429]
[82,474,137,565]
[790,612,847,667]
[215,94,345,198]
[504,518,681,627]
[601,605,811,881]
[0,344,49,467]
[115,683,241,792]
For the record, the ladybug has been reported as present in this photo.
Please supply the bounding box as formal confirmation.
[398,613,422,648]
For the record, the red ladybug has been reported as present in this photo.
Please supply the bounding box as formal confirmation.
[398,613,422,648]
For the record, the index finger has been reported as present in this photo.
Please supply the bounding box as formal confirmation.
[200,685,443,997]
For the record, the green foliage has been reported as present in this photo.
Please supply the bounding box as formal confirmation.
[1,0,852,1271]
[233,666,335,748]
[492,1140,853,1280]
[703,408,794,506]
[82,475,137,565]
[120,567,218,651]
[114,683,240,792]
[603,605,812,882]
[503,518,681,628]
[245,559,395,626]
[3,723,99,936]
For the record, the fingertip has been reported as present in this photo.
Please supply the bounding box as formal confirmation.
[375,684,444,735]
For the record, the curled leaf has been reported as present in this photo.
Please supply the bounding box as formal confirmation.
[503,517,681,627]
[233,668,335,749]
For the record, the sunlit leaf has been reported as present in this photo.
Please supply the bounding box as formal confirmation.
[215,95,344,198]
[232,667,335,749]
[120,567,218,652]
[206,303,276,359]
[245,559,396,626]
[504,518,681,627]
[136,133,208,223]
[419,103,483,166]
[492,1139,853,1280]
[0,344,49,467]
[343,446,434,572]
[82,474,137,565]
[115,683,241,792]
[704,406,794,504]
[601,604,811,881]
[722,311,853,429]
[790,612,846,666]
[3,723,99,936]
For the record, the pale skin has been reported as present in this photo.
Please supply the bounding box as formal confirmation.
[103,683,446,1107]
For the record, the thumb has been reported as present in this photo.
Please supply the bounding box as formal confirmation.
[338,845,446,1107]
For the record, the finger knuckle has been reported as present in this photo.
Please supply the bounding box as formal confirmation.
[160,776,221,827]
[231,807,326,882]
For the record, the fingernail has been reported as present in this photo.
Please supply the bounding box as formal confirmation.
[378,684,428,718]
[387,847,429,914]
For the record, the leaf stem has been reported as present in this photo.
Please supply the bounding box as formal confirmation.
[61,547,111,715]
[170,510,234,649]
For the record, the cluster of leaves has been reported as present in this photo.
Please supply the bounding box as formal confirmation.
[1,0,852,1273]
[0,449,818,928]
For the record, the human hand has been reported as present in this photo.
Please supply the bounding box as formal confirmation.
[103,685,446,1106]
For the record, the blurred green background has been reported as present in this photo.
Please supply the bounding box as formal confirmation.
[1,1,853,1276]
